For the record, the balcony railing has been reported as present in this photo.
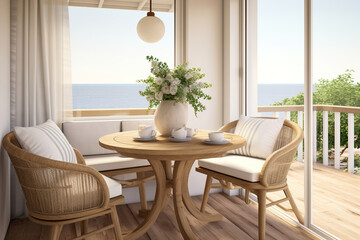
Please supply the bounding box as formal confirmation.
[258,105,359,174]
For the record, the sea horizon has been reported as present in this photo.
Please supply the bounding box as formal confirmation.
[72,83,306,109]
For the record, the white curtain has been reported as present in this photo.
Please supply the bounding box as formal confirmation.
[10,0,72,218]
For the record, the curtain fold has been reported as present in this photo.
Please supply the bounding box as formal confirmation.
[10,0,72,218]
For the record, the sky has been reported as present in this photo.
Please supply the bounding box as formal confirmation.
[258,0,360,84]
[69,7,174,84]
[69,0,360,85]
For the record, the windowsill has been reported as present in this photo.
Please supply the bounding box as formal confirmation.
[69,108,156,120]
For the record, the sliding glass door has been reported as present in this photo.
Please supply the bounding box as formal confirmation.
[312,1,360,239]
[250,0,360,239]
[257,0,306,222]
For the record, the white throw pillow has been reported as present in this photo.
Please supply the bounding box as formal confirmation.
[231,116,284,159]
[14,120,77,163]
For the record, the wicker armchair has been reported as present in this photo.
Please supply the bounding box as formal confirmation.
[196,119,304,240]
[2,132,124,240]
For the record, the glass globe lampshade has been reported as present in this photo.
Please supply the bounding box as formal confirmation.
[137,13,165,43]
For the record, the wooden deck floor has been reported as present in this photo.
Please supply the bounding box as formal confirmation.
[5,193,316,240]
[268,161,360,240]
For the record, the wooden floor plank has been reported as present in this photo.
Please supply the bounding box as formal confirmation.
[5,193,317,240]
[268,161,360,240]
[208,193,315,240]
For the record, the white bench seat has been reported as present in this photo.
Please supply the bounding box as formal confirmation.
[85,154,150,172]
[198,155,265,182]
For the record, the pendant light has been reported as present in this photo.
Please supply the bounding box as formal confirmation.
[137,0,165,43]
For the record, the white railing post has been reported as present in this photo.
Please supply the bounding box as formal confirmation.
[298,111,303,162]
[284,111,291,120]
[334,112,341,169]
[323,111,328,166]
[348,113,354,174]
[313,110,317,162]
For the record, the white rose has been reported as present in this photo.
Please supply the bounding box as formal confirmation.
[189,84,196,90]
[183,87,189,94]
[162,85,170,94]
[150,87,156,92]
[170,85,178,95]
[155,92,163,100]
[155,77,163,85]
[151,61,158,68]
[173,78,181,85]
[166,73,174,81]
[185,72,193,80]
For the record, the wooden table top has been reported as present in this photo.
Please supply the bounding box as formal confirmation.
[99,130,246,161]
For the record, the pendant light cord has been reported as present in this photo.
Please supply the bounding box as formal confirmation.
[150,0,152,13]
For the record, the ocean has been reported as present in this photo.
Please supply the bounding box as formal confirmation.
[72,84,305,109]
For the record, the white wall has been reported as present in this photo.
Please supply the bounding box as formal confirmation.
[186,0,224,131]
[0,0,11,238]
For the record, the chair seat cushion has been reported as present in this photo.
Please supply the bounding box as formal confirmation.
[198,155,265,182]
[101,174,122,198]
[85,154,150,172]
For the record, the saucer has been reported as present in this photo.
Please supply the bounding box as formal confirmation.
[203,139,230,145]
[133,136,156,142]
[168,136,192,142]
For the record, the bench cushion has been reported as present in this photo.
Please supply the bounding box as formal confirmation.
[121,119,154,132]
[63,121,121,156]
[102,174,122,198]
[198,155,265,182]
[85,154,150,171]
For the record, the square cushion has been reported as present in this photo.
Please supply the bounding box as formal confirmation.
[102,174,122,198]
[84,154,150,171]
[198,155,265,182]
[14,120,77,163]
[230,116,284,159]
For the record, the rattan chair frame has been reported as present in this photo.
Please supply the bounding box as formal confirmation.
[196,119,304,240]
[2,132,124,240]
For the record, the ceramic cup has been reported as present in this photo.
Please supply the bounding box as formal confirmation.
[186,128,194,137]
[209,131,224,142]
[138,125,156,138]
[171,127,187,139]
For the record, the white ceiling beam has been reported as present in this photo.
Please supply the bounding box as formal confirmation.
[169,3,174,12]
[98,0,104,8]
[137,0,147,10]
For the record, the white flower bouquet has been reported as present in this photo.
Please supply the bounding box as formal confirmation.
[137,56,212,116]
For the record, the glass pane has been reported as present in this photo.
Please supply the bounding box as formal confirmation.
[313,0,360,239]
[69,5,174,109]
[257,0,305,221]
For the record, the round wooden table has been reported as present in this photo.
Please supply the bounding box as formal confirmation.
[99,130,246,240]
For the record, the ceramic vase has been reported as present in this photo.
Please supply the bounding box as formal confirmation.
[154,100,188,136]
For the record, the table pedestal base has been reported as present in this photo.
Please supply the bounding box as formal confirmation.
[123,159,223,240]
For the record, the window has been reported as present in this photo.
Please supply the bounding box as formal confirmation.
[68,5,174,110]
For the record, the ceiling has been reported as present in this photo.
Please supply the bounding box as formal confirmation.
[68,0,174,12]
